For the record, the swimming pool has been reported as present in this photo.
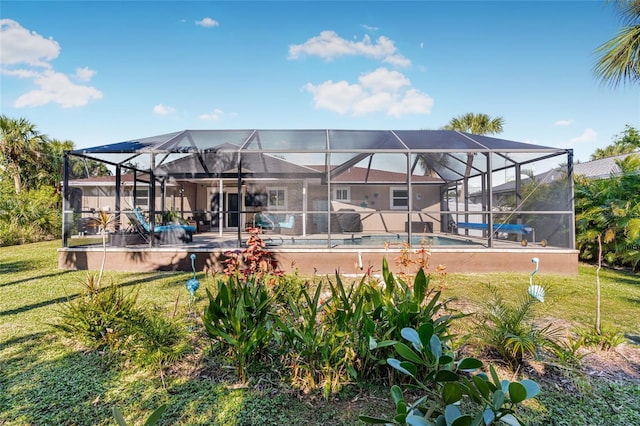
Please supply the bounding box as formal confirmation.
[266,234,479,247]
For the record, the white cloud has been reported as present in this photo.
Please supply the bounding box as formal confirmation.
[304,80,364,115]
[570,128,597,144]
[14,70,102,108]
[288,31,410,68]
[199,109,227,121]
[554,119,574,126]
[75,66,96,82]
[303,67,433,117]
[1,19,102,108]
[0,19,59,68]
[387,89,434,117]
[196,17,219,28]
[1,67,40,79]
[361,24,379,32]
[359,67,410,93]
[153,104,176,115]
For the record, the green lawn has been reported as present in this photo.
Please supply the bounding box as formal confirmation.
[1,240,638,425]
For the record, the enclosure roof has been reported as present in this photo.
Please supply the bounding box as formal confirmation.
[68,129,570,183]
[72,129,563,155]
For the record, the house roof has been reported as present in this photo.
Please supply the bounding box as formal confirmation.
[470,152,639,198]
[573,152,638,179]
[307,165,442,184]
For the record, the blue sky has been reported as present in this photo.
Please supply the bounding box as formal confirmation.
[1,1,638,162]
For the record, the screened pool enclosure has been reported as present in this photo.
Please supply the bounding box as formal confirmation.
[62,129,575,251]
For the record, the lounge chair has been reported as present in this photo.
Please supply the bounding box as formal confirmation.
[457,222,535,243]
[252,212,276,231]
[125,208,195,244]
[278,215,295,235]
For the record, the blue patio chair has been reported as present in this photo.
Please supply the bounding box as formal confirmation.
[126,208,195,243]
[278,215,295,235]
[253,212,276,231]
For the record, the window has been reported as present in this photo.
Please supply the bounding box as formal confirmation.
[267,187,286,209]
[390,187,408,209]
[334,187,350,202]
[133,188,149,210]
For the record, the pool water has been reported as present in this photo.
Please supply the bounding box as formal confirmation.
[268,234,478,247]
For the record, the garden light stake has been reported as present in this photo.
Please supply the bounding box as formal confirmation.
[186,254,200,330]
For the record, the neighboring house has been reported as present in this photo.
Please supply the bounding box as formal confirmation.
[573,152,638,179]
[469,152,639,206]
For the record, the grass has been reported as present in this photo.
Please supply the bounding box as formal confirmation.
[1,240,639,425]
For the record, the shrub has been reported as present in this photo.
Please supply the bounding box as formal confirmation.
[54,275,143,355]
[574,325,626,351]
[275,258,460,396]
[0,185,61,246]
[129,307,190,388]
[361,325,541,426]
[54,274,190,384]
[360,259,460,380]
[203,230,281,383]
[276,280,358,397]
[473,285,559,370]
[203,272,274,383]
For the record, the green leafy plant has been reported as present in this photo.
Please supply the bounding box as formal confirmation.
[113,404,167,426]
[360,325,541,425]
[275,258,460,396]
[574,325,626,351]
[361,259,460,380]
[54,278,142,354]
[203,273,273,383]
[276,280,357,397]
[203,230,281,383]
[130,307,190,388]
[474,285,559,370]
[549,332,588,368]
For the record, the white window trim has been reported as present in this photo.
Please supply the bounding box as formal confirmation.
[390,186,409,210]
[334,186,351,202]
[267,186,287,210]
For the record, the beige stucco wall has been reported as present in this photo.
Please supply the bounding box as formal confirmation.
[58,247,579,275]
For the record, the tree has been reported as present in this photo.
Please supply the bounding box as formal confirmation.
[0,115,48,194]
[591,124,640,160]
[593,0,640,87]
[428,112,504,177]
[69,156,111,179]
[575,154,640,332]
[442,112,505,135]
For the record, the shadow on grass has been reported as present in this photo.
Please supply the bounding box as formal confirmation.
[0,273,176,317]
[0,270,75,289]
[0,259,40,274]
[0,333,124,425]
[0,294,82,317]
[624,296,640,305]
[0,329,361,425]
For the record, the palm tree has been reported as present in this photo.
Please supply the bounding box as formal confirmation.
[69,156,111,179]
[0,115,47,194]
[575,154,640,333]
[440,113,505,206]
[593,0,640,87]
[36,139,74,191]
[442,112,504,135]
[590,125,640,160]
